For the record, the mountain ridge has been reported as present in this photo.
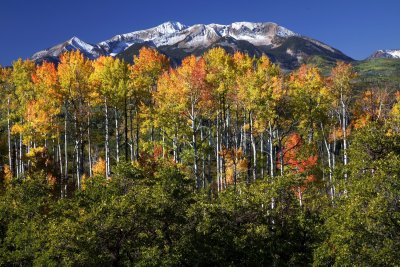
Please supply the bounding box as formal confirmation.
[31,21,354,70]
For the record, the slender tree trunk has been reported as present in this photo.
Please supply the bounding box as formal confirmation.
[58,136,63,183]
[208,125,212,185]
[226,109,230,149]
[87,112,92,177]
[278,129,284,176]
[173,127,178,162]
[130,107,134,161]
[250,111,257,181]
[321,123,334,200]
[64,103,69,181]
[235,108,239,151]
[74,112,81,189]
[191,104,199,188]
[260,132,264,179]
[332,125,336,170]
[15,139,19,178]
[124,98,128,161]
[200,124,206,188]
[115,106,120,163]
[19,133,23,175]
[105,98,110,177]
[136,109,140,160]
[242,111,247,154]
[298,187,303,207]
[341,92,348,180]
[216,110,221,192]
[7,97,13,175]
[269,121,274,178]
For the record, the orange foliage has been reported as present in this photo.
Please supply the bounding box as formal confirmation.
[153,144,164,160]
[353,89,389,129]
[47,173,57,187]
[279,133,318,173]
[278,133,318,198]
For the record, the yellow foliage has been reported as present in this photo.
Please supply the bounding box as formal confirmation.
[92,158,106,177]
[223,148,248,185]
[3,164,13,186]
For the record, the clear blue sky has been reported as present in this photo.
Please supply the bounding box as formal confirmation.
[1,0,400,65]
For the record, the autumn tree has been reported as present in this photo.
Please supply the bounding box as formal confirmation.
[329,62,356,180]
[57,51,93,188]
[204,48,235,191]
[129,47,169,159]
[0,66,14,175]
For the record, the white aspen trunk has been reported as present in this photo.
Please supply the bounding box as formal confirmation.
[278,129,284,176]
[191,103,199,188]
[19,133,23,175]
[115,107,120,163]
[332,124,336,170]
[124,98,129,161]
[250,111,257,181]
[341,91,348,180]
[64,104,68,180]
[76,139,80,188]
[15,139,19,178]
[321,123,334,200]
[208,125,212,185]
[269,121,274,178]
[298,187,303,207]
[136,109,140,160]
[226,109,230,149]
[7,97,12,174]
[130,108,134,161]
[235,108,239,151]
[173,128,178,162]
[75,113,80,189]
[58,137,63,182]
[87,113,92,177]
[216,111,221,192]
[105,98,110,177]
[200,124,206,188]
[242,111,247,154]
[260,132,264,179]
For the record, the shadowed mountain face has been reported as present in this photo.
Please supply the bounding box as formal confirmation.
[31,21,354,70]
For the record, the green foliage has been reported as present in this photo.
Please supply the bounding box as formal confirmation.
[314,123,400,266]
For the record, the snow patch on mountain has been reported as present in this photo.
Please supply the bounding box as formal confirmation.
[368,49,400,59]
[381,49,400,58]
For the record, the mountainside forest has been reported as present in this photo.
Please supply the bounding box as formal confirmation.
[1,47,400,266]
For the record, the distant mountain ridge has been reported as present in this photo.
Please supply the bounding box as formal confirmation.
[31,21,355,69]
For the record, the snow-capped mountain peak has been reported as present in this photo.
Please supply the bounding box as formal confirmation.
[32,36,105,62]
[153,21,187,34]
[369,49,400,59]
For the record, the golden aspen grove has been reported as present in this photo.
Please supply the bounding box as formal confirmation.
[1,47,400,266]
